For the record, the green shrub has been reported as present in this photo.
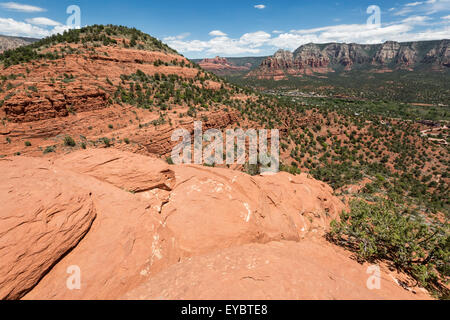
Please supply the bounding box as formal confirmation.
[24,141,32,147]
[101,137,111,147]
[328,199,449,299]
[64,136,76,147]
[244,163,260,176]
[28,85,38,93]
[43,146,55,154]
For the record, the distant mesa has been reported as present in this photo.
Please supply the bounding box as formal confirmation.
[198,56,252,75]
[194,56,267,76]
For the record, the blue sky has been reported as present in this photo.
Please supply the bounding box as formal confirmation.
[0,0,449,58]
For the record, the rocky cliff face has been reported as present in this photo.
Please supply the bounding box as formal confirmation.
[248,40,449,79]
[422,40,450,67]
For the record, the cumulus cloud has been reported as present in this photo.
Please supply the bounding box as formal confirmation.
[254,4,266,10]
[0,18,50,37]
[25,17,62,27]
[0,17,72,38]
[164,13,450,57]
[0,2,45,12]
[165,30,272,55]
[240,31,271,47]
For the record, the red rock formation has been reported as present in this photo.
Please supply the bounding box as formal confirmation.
[249,45,332,79]
[0,149,432,300]
[0,46,197,123]
[247,40,449,79]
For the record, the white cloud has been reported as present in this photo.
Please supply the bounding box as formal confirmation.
[166,15,450,57]
[165,31,272,55]
[163,0,449,57]
[240,31,271,47]
[209,30,227,37]
[0,2,45,12]
[406,2,424,6]
[254,4,266,10]
[51,24,72,35]
[274,23,415,48]
[425,0,450,14]
[0,17,49,37]
[0,17,72,38]
[25,17,62,27]
[395,0,450,15]
[401,15,432,24]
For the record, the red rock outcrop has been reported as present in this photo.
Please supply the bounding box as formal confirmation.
[4,88,109,123]
[22,150,177,300]
[0,46,197,123]
[0,149,431,300]
[159,164,344,258]
[249,44,332,79]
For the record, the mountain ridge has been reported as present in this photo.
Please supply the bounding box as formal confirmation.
[0,34,39,53]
